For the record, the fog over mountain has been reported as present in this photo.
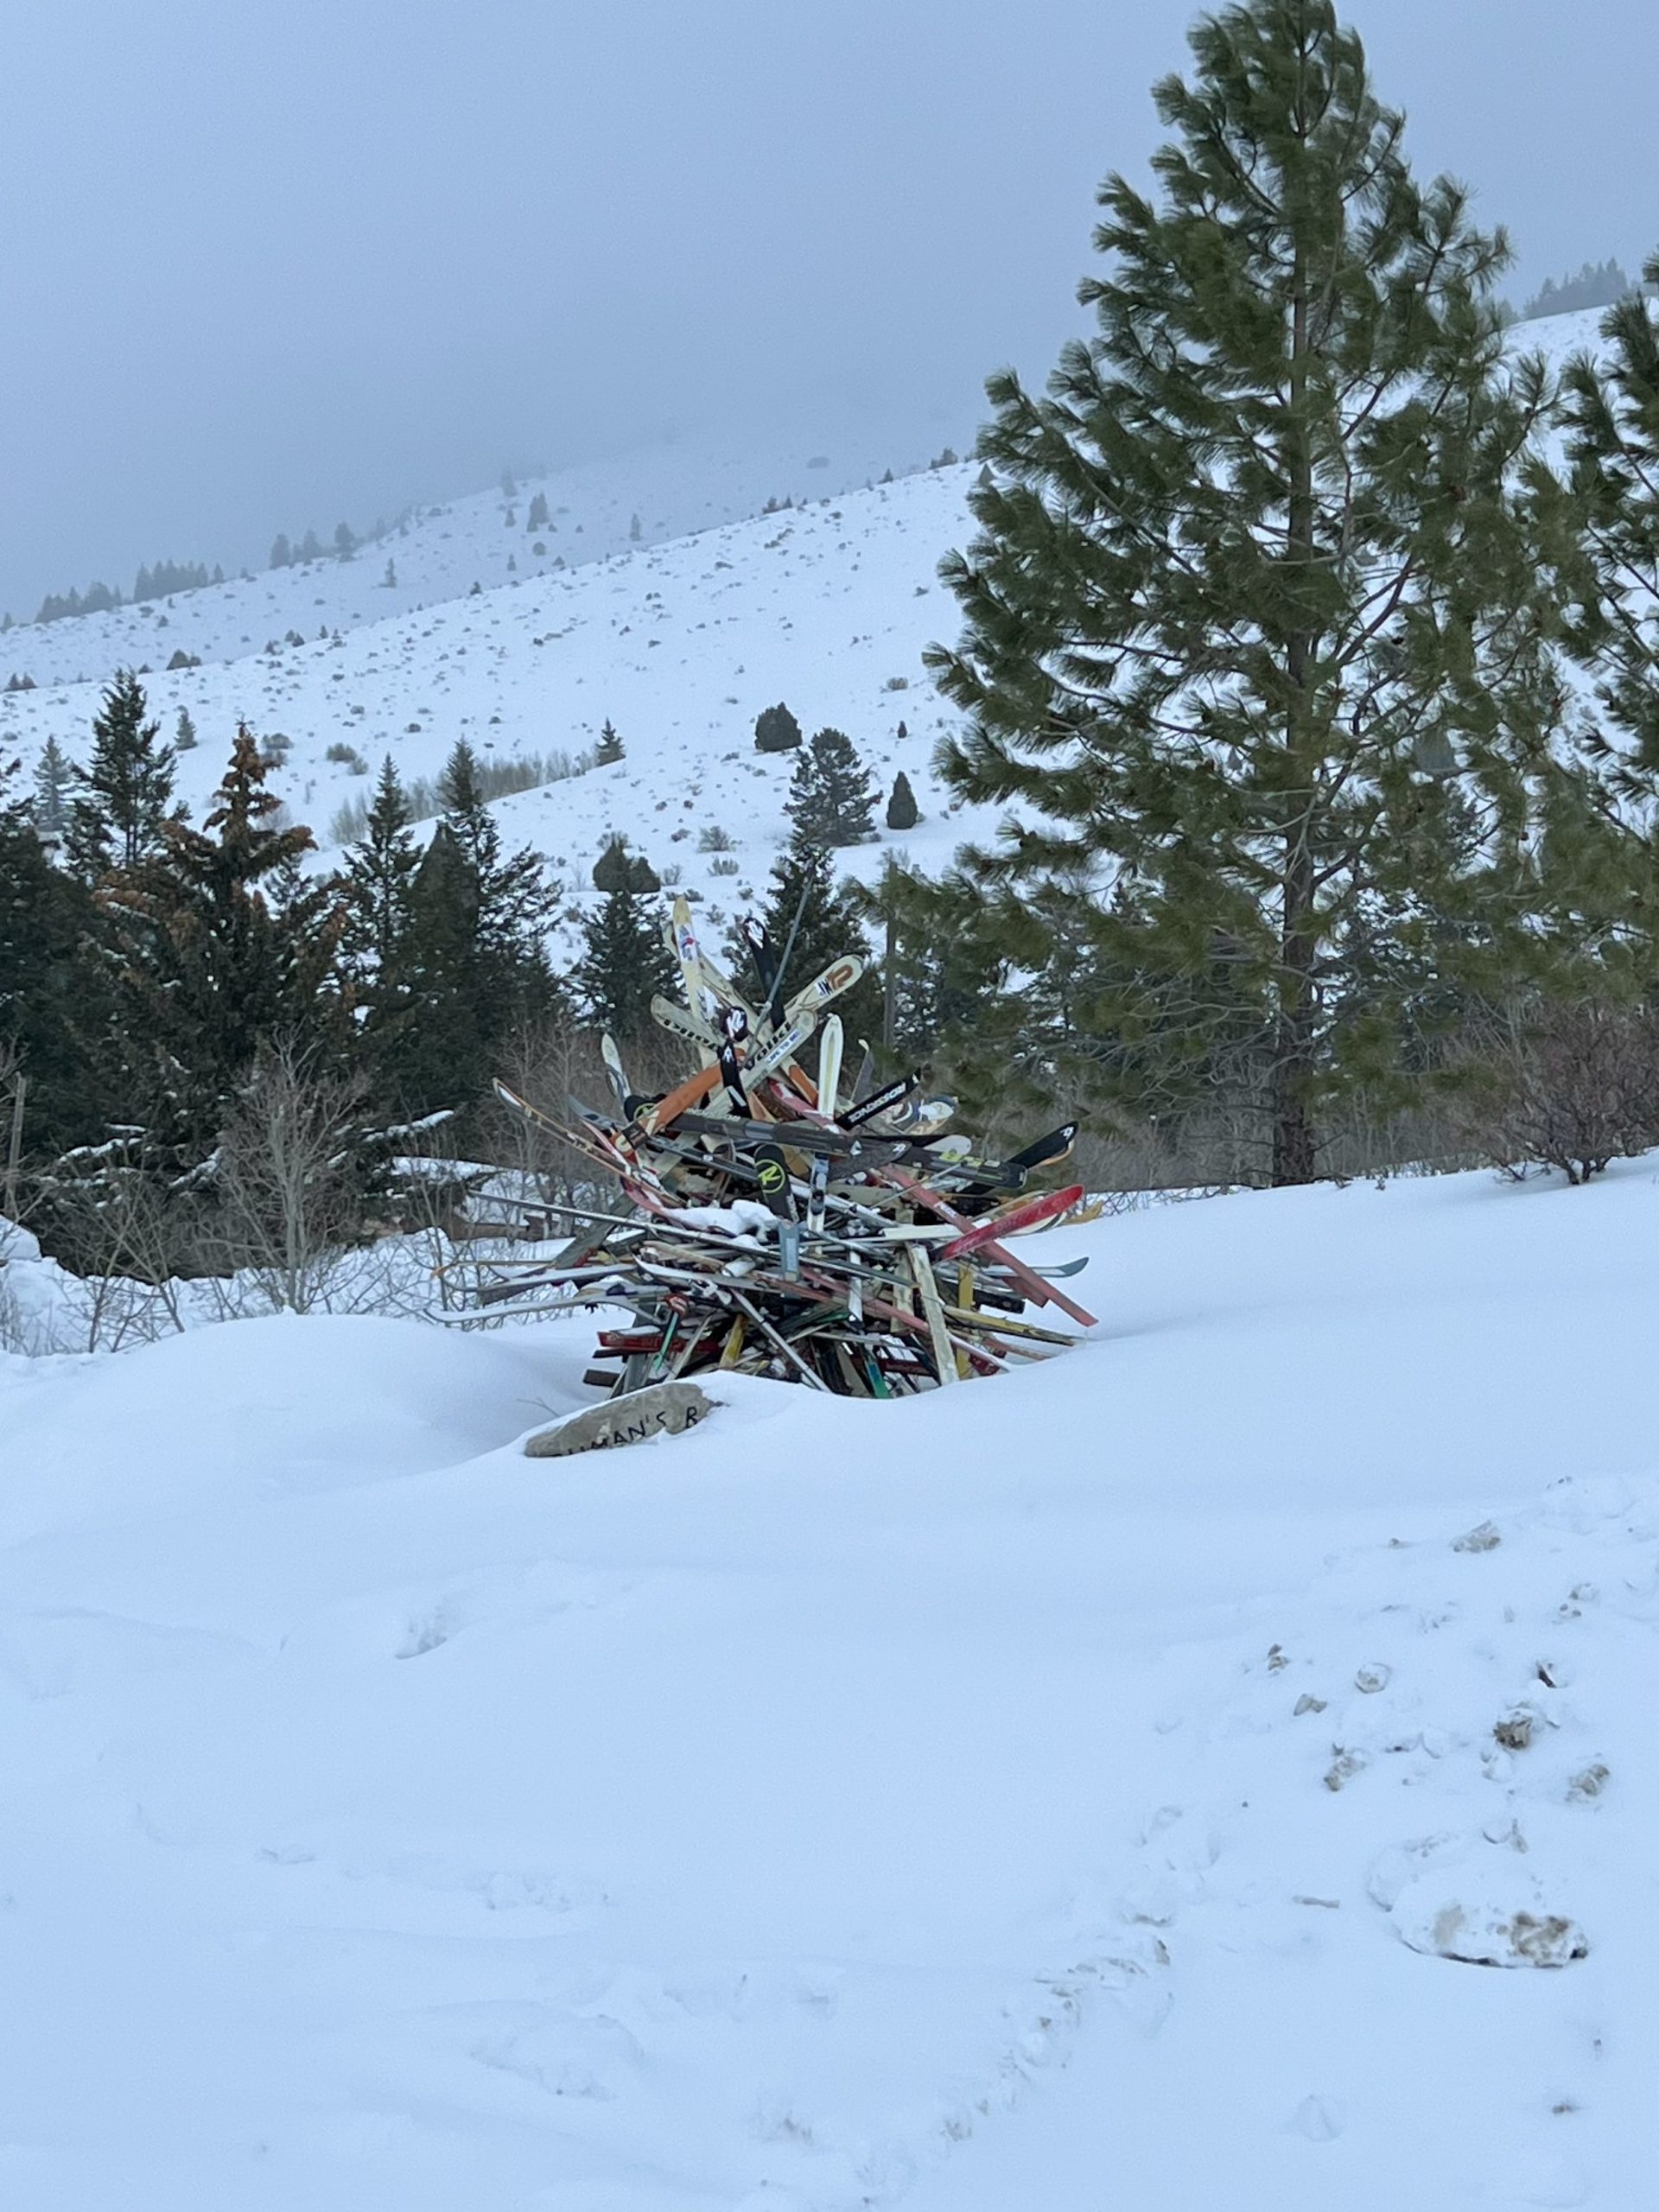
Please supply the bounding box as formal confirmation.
[3,0,1654,620]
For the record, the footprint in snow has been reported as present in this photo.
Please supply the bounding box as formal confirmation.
[1291,2093,1345,2141]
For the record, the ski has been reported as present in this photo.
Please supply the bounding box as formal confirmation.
[938,1182,1087,1260]
[651,993,719,1051]
[840,1071,921,1129]
[817,1014,844,1119]
[1007,1122,1079,1173]
[783,956,863,1028]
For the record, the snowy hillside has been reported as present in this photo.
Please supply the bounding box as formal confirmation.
[0,307,1617,956]
[1,457,981,953]
[1,1160,1654,2209]
[0,421,970,690]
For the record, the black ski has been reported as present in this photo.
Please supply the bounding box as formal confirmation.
[839,1070,921,1130]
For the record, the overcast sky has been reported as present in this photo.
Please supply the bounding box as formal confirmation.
[2,0,1654,620]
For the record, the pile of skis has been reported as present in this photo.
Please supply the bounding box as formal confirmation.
[451,897,1098,1397]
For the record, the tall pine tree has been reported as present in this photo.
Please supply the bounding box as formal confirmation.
[928,0,1559,1183]
[64,670,180,880]
[97,728,342,1155]
[1,755,101,1154]
[359,743,564,1113]
[1553,249,1659,954]
[31,739,73,846]
[785,728,876,849]
[339,755,423,1094]
[436,740,561,1010]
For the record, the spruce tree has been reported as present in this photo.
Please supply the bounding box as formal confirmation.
[753,702,803,753]
[96,729,340,1154]
[65,671,181,880]
[728,834,879,1037]
[395,824,488,1111]
[928,0,1557,1183]
[575,886,676,1041]
[31,738,73,844]
[369,743,563,1112]
[339,758,423,1097]
[595,718,626,765]
[436,739,561,1000]
[785,728,876,849]
[341,758,420,979]
[0,756,100,1152]
[885,770,919,831]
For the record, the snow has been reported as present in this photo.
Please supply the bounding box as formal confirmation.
[1,1157,1655,2209]
[0,441,982,967]
[0,306,1614,974]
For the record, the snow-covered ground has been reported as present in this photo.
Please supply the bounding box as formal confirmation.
[1,1156,1654,2209]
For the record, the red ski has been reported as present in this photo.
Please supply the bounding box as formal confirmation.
[938,1183,1086,1260]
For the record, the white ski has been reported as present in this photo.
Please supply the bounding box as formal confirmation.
[817,1015,844,1118]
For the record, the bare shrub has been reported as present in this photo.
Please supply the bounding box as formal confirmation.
[24,1139,197,1347]
[1446,998,1659,1185]
[211,1044,372,1310]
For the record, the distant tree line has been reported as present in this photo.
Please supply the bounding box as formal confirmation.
[31,556,227,626]
[1520,257,1644,322]
[0,677,915,1281]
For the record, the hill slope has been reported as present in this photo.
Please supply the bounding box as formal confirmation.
[0,307,1619,951]
[2,458,981,950]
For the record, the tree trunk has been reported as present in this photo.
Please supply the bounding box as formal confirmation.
[1274,216,1320,1190]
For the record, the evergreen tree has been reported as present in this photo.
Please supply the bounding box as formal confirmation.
[339,757,423,1091]
[884,770,919,830]
[785,727,876,849]
[595,718,626,765]
[362,741,563,1112]
[435,740,561,995]
[393,824,487,1111]
[64,671,180,880]
[856,855,1006,1069]
[575,886,676,1040]
[96,729,340,1154]
[593,836,630,892]
[31,738,73,844]
[341,758,420,977]
[753,702,803,753]
[526,491,550,531]
[0,755,102,1152]
[175,707,198,751]
[592,836,658,893]
[270,533,292,569]
[1559,250,1659,791]
[728,834,879,1037]
[928,0,1558,1183]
